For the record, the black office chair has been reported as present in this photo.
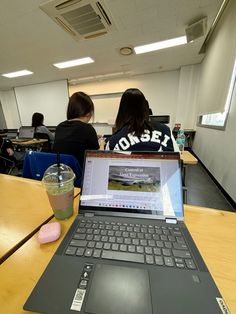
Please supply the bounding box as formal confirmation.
[34,132,52,152]
[0,155,16,174]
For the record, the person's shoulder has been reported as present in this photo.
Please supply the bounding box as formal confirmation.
[72,121,95,131]
[85,123,95,129]
[38,125,48,131]
[111,126,128,138]
[152,122,171,133]
[56,120,69,127]
[83,123,98,135]
[107,126,128,146]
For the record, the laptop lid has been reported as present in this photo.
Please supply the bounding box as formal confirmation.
[18,126,34,139]
[6,130,18,139]
[79,151,183,221]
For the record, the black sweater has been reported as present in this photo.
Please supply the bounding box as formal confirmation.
[53,120,99,167]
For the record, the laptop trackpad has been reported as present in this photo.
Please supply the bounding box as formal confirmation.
[85,264,152,314]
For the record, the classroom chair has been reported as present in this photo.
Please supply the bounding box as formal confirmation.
[34,132,52,152]
[22,151,82,187]
[0,155,16,175]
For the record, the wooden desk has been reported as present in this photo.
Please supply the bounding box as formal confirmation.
[180,150,198,165]
[12,139,48,153]
[11,139,48,145]
[0,205,235,313]
[0,200,79,314]
[0,175,54,263]
[180,151,198,188]
[184,205,236,312]
[0,175,79,263]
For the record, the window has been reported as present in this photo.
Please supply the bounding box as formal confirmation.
[199,58,236,129]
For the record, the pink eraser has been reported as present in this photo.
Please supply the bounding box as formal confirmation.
[38,222,61,244]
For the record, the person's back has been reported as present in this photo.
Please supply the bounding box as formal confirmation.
[53,92,99,166]
[0,137,16,173]
[106,88,174,152]
[32,112,54,144]
[107,122,174,151]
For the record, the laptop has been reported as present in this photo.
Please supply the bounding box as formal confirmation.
[13,126,34,142]
[24,151,229,314]
[5,129,18,139]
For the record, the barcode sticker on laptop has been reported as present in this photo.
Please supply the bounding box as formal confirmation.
[70,288,86,311]
[216,298,231,314]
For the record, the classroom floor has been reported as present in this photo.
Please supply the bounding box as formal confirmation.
[185,162,235,211]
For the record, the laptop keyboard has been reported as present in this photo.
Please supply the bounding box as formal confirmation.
[64,219,196,270]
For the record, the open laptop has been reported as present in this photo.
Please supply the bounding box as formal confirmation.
[6,129,18,139]
[24,151,229,314]
[13,126,34,142]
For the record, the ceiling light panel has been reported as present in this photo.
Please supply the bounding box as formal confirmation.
[2,70,33,78]
[53,57,94,69]
[134,36,187,54]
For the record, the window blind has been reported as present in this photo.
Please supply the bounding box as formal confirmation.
[197,1,236,115]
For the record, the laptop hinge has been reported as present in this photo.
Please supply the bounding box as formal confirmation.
[84,212,95,217]
[165,218,177,224]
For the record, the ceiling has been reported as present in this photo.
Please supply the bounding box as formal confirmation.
[0,0,224,91]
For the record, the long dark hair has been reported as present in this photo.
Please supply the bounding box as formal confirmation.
[67,92,94,120]
[32,112,44,127]
[115,88,151,136]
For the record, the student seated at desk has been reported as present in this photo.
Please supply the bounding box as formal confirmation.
[0,137,16,173]
[106,88,175,152]
[32,112,54,146]
[53,92,99,167]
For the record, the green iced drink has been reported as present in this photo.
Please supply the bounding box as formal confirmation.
[42,164,75,220]
[46,188,74,219]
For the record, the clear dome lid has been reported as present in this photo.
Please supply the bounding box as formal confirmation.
[42,163,75,185]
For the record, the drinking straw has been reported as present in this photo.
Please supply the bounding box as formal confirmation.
[57,152,61,185]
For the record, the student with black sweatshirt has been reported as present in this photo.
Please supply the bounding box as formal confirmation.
[53,92,99,167]
[106,88,175,152]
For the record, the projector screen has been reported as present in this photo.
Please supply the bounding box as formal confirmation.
[15,80,69,126]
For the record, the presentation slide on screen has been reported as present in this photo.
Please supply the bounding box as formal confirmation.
[81,156,182,216]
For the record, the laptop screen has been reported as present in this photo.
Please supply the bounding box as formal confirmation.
[80,151,183,220]
[19,127,34,139]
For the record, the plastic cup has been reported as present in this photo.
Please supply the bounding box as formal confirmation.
[42,164,75,220]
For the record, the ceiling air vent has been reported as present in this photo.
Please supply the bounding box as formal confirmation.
[185,17,207,43]
[40,0,115,40]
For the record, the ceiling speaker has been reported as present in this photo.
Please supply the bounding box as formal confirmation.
[185,17,207,43]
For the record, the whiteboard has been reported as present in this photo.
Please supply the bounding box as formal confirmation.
[15,80,69,126]
[91,93,121,124]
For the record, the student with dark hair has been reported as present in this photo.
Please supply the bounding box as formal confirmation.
[31,112,54,144]
[0,137,15,173]
[106,88,175,151]
[53,92,99,166]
